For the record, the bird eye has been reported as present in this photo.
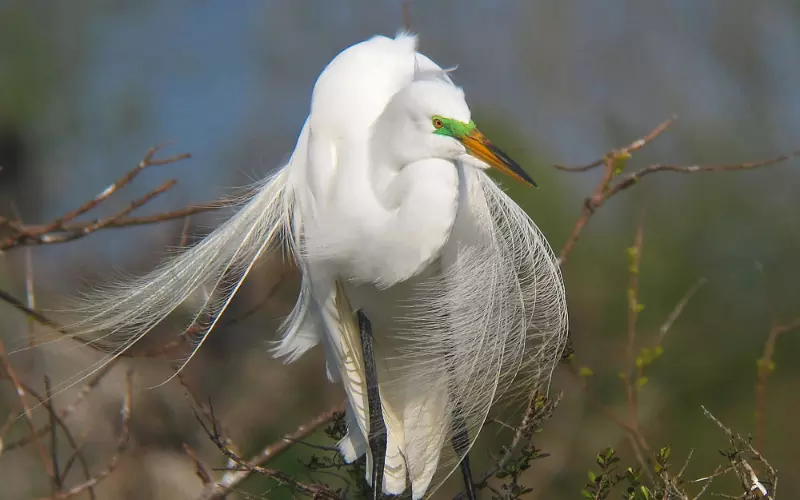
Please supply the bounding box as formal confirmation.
[432,117,444,129]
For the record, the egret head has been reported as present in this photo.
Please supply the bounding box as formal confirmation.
[381,76,536,187]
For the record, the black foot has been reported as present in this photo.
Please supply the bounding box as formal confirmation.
[358,310,387,500]
[452,410,477,500]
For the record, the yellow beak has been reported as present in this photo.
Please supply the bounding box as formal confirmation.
[461,129,536,187]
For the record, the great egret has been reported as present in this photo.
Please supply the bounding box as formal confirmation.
[57,33,569,499]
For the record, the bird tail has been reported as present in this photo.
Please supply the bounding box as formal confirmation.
[26,166,296,396]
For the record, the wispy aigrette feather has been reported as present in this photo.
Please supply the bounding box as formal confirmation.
[41,167,298,395]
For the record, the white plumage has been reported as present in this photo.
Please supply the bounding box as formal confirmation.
[53,33,568,499]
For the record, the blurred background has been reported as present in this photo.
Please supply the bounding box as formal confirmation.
[1,1,799,498]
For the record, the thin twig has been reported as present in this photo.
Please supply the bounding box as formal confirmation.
[475,392,561,489]
[184,442,212,485]
[556,116,798,265]
[1,146,191,250]
[604,150,800,201]
[0,376,97,500]
[553,115,676,172]
[0,341,55,479]
[197,403,345,500]
[755,316,800,452]
[10,179,179,247]
[0,402,22,451]
[58,363,119,421]
[44,376,63,492]
[61,202,225,230]
[40,370,133,500]
[701,406,777,499]
[42,146,187,232]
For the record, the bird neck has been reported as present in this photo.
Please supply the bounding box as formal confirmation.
[304,130,460,288]
[364,145,460,287]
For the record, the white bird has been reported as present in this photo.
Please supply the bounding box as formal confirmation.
[56,32,569,499]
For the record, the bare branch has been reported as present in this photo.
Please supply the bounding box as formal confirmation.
[0,340,55,479]
[554,115,677,172]
[57,146,187,224]
[0,375,97,499]
[40,371,133,500]
[556,116,798,265]
[605,150,800,200]
[0,145,192,250]
[7,179,180,248]
[193,399,344,500]
[701,406,778,499]
[183,442,212,486]
[44,376,63,492]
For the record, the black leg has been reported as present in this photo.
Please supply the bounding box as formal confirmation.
[451,403,477,500]
[445,330,476,500]
[357,310,386,500]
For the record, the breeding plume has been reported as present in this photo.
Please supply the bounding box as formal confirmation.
[59,33,569,499]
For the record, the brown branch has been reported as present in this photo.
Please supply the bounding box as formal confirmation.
[604,150,800,201]
[1,145,191,250]
[42,146,188,232]
[6,179,180,248]
[0,402,22,449]
[701,406,777,499]
[40,370,133,500]
[556,116,798,265]
[0,262,285,363]
[44,376,63,492]
[62,202,225,230]
[0,288,63,332]
[184,442,212,486]
[553,115,676,172]
[0,375,97,500]
[194,399,344,500]
[475,391,561,489]
[0,341,55,480]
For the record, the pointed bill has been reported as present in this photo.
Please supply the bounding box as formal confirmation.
[461,129,536,187]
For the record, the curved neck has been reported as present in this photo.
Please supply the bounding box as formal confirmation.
[358,147,460,287]
[305,118,460,288]
[324,137,460,287]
